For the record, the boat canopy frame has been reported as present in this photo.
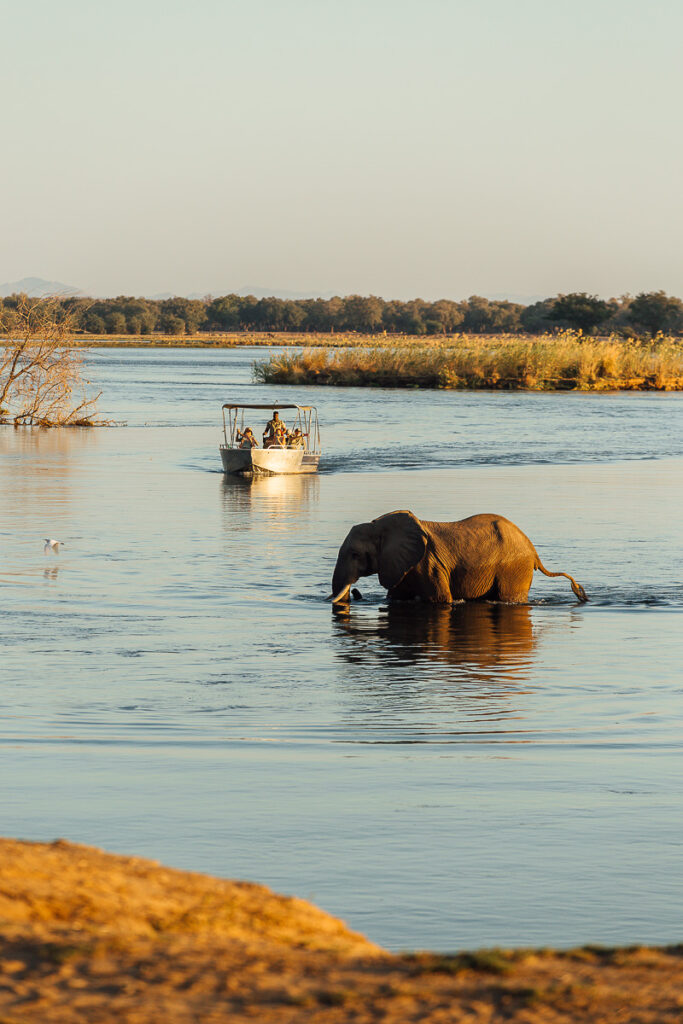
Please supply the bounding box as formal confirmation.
[221,403,321,453]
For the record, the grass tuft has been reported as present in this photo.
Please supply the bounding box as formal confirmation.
[253,332,683,391]
[406,949,517,976]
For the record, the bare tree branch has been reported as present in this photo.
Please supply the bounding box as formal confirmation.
[0,295,104,426]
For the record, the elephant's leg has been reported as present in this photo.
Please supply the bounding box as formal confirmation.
[387,579,415,601]
[389,564,451,603]
[421,560,452,603]
[495,560,534,604]
[452,566,496,601]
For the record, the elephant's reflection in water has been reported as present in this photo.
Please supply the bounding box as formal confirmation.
[332,603,537,724]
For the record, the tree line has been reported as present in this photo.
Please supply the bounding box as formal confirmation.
[1,290,682,338]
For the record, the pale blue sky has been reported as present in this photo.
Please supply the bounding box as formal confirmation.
[3,0,682,298]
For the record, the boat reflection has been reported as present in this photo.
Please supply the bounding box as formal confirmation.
[333,602,536,688]
[220,473,320,533]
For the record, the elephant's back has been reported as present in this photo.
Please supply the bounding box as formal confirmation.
[424,513,535,556]
[425,512,530,537]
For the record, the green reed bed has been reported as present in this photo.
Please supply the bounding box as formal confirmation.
[253,333,683,391]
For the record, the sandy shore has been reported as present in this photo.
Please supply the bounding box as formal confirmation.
[1,838,681,1023]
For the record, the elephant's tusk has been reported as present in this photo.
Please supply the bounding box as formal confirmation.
[331,585,351,604]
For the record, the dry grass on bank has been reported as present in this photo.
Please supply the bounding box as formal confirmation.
[2,838,682,1024]
[0,331,381,349]
[60,331,488,349]
[254,332,683,391]
[19,331,517,349]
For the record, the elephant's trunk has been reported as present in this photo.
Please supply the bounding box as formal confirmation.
[331,562,355,604]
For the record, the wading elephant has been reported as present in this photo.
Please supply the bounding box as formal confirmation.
[330,511,588,605]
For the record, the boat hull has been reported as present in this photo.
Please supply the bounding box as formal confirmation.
[220,446,320,475]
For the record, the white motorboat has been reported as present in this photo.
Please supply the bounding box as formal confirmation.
[219,403,321,475]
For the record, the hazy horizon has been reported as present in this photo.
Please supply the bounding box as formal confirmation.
[0,275,639,304]
[0,275,551,303]
[4,0,682,299]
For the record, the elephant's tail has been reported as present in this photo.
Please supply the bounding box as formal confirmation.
[534,555,588,602]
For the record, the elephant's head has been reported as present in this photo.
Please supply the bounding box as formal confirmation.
[330,510,428,604]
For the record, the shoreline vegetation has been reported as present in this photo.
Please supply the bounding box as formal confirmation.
[3,293,683,404]
[2,838,681,1024]
[1,330,387,349]
[0,297,103,426]
[254,332,683,391]
[3,329,682,393]
[2,329,682,394]
[2,289,683,339]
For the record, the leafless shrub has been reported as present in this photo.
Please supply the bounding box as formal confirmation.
[0,296,103,426]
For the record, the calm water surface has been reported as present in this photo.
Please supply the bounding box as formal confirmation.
[1,348,682,951]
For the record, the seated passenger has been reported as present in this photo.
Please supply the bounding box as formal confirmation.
[264,426,286,448]
[237,427,258,449]
[288,428,304,448]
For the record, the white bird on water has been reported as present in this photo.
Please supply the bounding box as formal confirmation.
[44,538,64,554]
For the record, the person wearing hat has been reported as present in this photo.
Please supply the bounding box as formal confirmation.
[237,427,259,449]
[288,428,304,449]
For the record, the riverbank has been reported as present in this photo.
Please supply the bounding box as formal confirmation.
[3,330,683,391]
[1,839,681,1023]
[2,329,541,349]
[2,327,681,352]
[0,330,400,349]
[254,335,683,391]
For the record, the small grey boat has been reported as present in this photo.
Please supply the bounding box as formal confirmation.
[220,403,321,476]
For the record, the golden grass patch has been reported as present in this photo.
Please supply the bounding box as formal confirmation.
[253,332,683,391]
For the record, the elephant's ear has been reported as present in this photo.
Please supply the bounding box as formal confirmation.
[373,511,427,590]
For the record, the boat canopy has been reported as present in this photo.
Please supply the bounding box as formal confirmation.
[221,403,317,411]
[221,402,321,453]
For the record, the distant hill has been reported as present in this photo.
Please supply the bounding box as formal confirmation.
[1,281,334,301]
[148,291,212,301]
[147,287,335,301]
[0,280,548,304]
[234,285,336,300]
[486,293,546,304]
[0,277,84,298]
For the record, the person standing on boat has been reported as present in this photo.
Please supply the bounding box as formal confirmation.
[237,427,259,448]
[263,410,285,443]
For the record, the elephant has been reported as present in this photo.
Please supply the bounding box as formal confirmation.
[330,511,588,605]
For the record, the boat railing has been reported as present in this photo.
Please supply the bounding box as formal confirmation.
[221,403,320,454]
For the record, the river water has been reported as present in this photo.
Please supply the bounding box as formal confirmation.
[1,347,682,952]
